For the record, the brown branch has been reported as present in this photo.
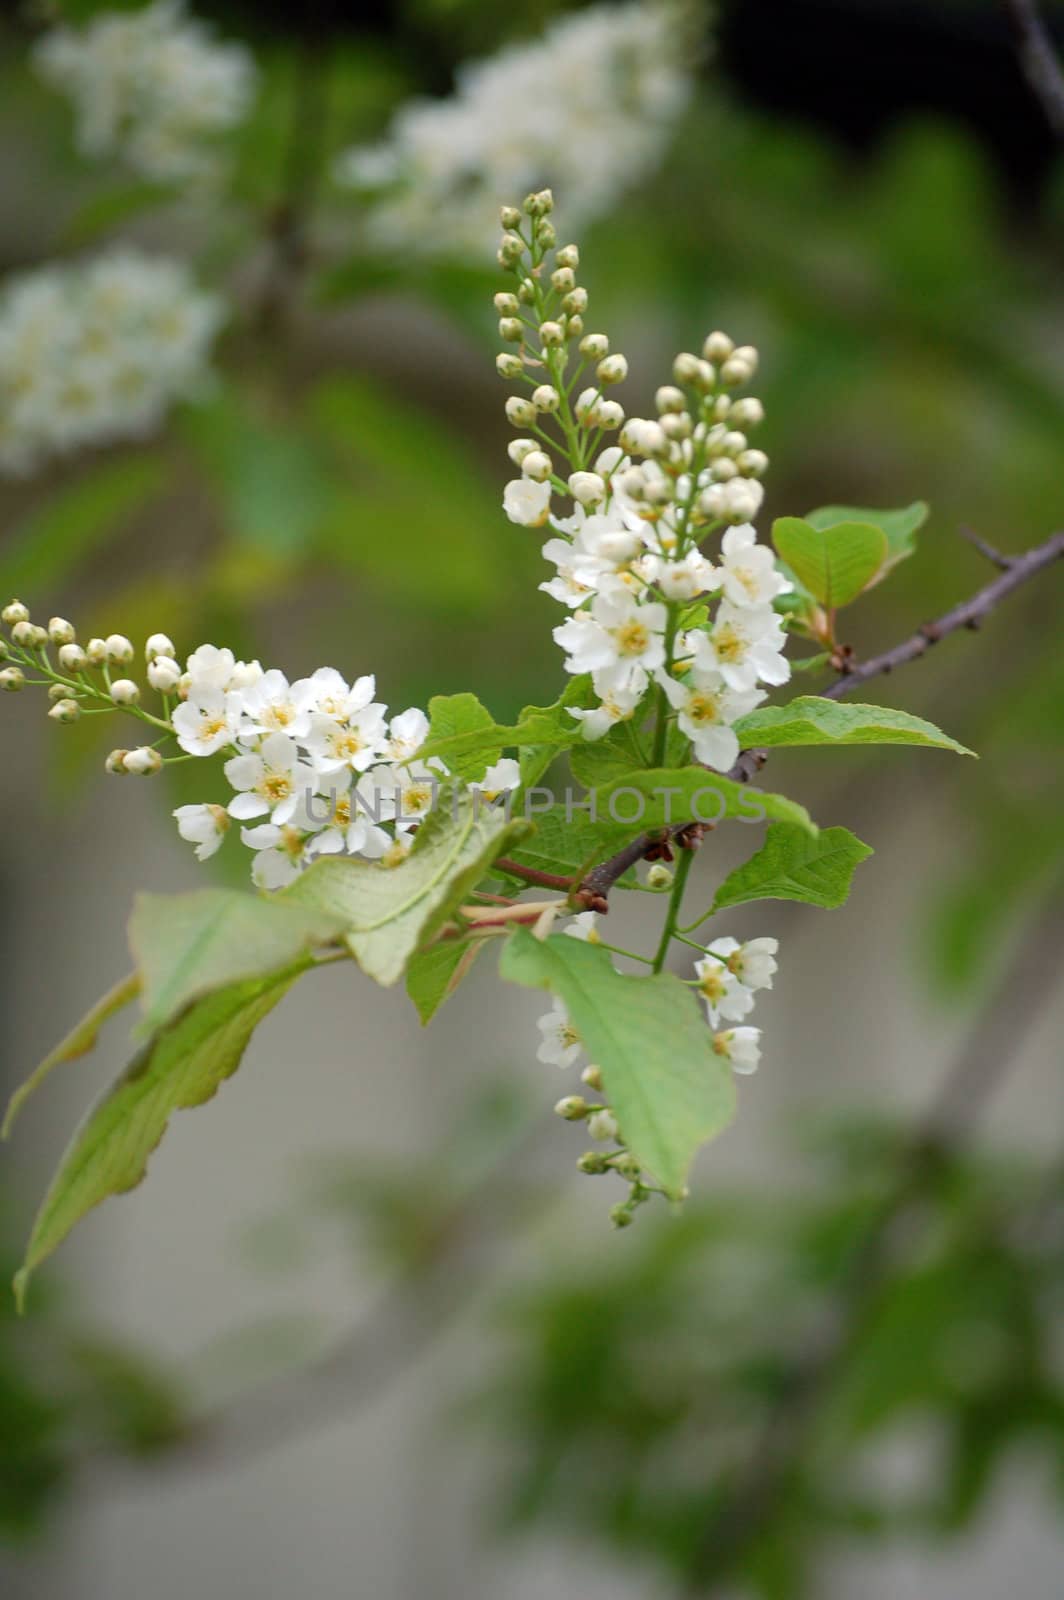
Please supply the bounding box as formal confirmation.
[495,857,575,891]
[680,888,1064,1595]
[1004,0,1064,138]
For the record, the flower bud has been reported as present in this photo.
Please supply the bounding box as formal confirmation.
[105,749,131,775]
[613,1153,642,1182]
[148,655,182,693]
[496,353,524,379]
[729,397,764,428]
[597,354,628,385]
[2,600,29,626]
[579,332,609,360]
[577,1151,610,1174]
[721,430,748,456]
[48,697,81,723]
[709,458,738,482]
[562,287,588,317]
[609,1204,634,1229]
[499,204,522,230]
[555,244,579,269]
[517,277,535,304]
[564,313,584,340]
[0,640,7,660]
[532,384,560,413]
[494,291,519,315]
[144,632,175,663]
[646,862,674,890]
[698,484,729,520]
[595,399,624,429]
[505,396,537,427]
[539,320,565,347]
[48,617,75,645]
[0,667,25,691]
[521,450,553,483]
[86,638,108,665]
[661,412,692,441]
[702,331,734,363]
[48,682,71,703]
[673,351,701,385]
[105,633,134,665]
[507,437,537,466]
[125,745,163,776]
[12,620,41,649]
[581,1064,603,1091]
[655,385,686,414]
[535,220,556,248]
[497,233,524,267]
[551,266,575,292]
[524,188,553,216]
[498,317,523,343]
[721,355,754,386]
[109,678,140,706]
[568,471,606,507]
[554,1095,589,1121]
[588,1109,619,1142]
[738,448,768,478]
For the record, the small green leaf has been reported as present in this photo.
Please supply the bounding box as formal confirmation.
[405,938,486,1024]
[129,889,348,1034]
[15,970,300,1307]
[806,501,928,579]
[772,518,888,609]
[416,679,595,770]
[283,797,529,986]
[709,825,873,914]
[426,693,499,781]
[2,972,140,1139]
[500,931,735,1198]
[589,767,819,835]
[733,697,974,756]
[568,720,647,788]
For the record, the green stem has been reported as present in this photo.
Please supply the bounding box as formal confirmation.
[651,846,695,973]
[650,603,681,766]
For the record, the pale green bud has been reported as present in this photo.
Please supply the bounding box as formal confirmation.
[729,397,765,428]
[86,638,108,665]
[498,317,523,342]
[588,1109,619,1142]
[536,220,556,248]
[58,642,87,673]
[105,633,134,665]
[597,354,628,385]
[109,678,140,706]
[505,396,537,428]
[609,1204,635,1229]
[554,1095,589,1121]
[2,600,29,626]
[562,287,588,316]
[581,1064,603,1091]
[499,204,522,229]
[564,313,584,339]
[11,620,41,648]
[702,330,734,363]
[555,244,579,269]
[551,266,576,292]
[579,332,609,359]
[738,448,769,478]
[524,188,553,216]
[124,745,163,775]
[612,1153,642,1182]
[539,320,565,347]
[105,749,130,774]
[494,291,520,315]
[48,698,81,723]
[497,233,524,268]
[577,1151,610,1174]
[48,617,76,645]
[673,351,701,385]
[532,384,560,413]
[646,862,674,890]
[0,667,25,691]
[517,278,536,304]
[496,353,524,379]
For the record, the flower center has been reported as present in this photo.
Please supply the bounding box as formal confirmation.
[714,623,743,662]
[687,692,722,725]
[261,773,293,802]
[614,620,650,656]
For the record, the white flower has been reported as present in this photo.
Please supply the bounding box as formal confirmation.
[238,669,318,740]
[587,1109,619,1142]
[472,758,521,802]
[385,707,430,762]
[504,477,552,527]
[567,673,648,740]
[224,732,318,825]
[658,669,764,772]
[693,954,755,1028]
[713,1026,762,1074]
[371,760,444,833]
[718,525,791,608]
[536,997,583,1068]
[707,935,779,992]
[173,802,230,861]
[184,643,236,694]
[172,684,243,756]
[34,0,257,184]
[553,591,666,689]
[564,911,601,943]
[303,770,391,860]
[304,700,388,774]
[241,823,310,891]
[656,551,720,601]
[687,602,790,690]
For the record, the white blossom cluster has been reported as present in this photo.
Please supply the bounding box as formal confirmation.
[34,0,257,184]
[538,914,778,1221]
[0,250,223,476]
[335,1,695,255]
[497,195,790,773]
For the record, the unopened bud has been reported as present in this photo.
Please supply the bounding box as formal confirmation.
[105,749,130,775]
[554,1095,589,1121]
[738,449,768,478]
[555,244,579,269]
[2,600,29,626]
[577,1151,610,1174]
[86,638,108,665]
[146,633,175,663]
[562,287,588,315]
[568,471,606,508]
[498,316,523,343]
[551,266,575,293]
[496,352,524,379]
[612,1153,642,1182]
[646,862,674,890]
[521,450,553,483]
[661,412,692,441]
[597,354,628,385]
[494,291,519,315]
[609,1204,635,1229]
[702,331,734,363]
[497,233,524,268]
[0,667,25,692]
[581,1064,603,1091]
[588,1109,619,1142]
[505,396,537,427]
[48,697,80,723]
[673,351,701,385]
[499,204,522,230]
[564,313,584,339]
[48,617,76,645]
[655,385,686,414]
[105,633,134,665]
[11,620,41,649]
[721,355,754,387]
[729,397,764,428]
[508,437,537,466]
[48,682,71,703]
[524,188,553,217]
[147,656,182,693]
[596,399,624,429]
[124,745,163,775]
[539,320,565,347]
[109,678,140,706]
[532,384,560,413]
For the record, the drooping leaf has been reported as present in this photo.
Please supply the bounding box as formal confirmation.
[772,518,888,609]
[129,889,348,1034]
[283,798,529,986]
[14,970,301,1307]
[805,501,928,579]
[405,938,486,1024]
[733,697,974,756]
[500,931,735,1198]
[2,972,140,1139]
[707,825,874,915]
[426,693,499,781]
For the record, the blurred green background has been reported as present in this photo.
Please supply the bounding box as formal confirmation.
[1,2,1062,1596]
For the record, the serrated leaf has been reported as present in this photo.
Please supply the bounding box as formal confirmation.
[282,798,529,986]
[773,518,888,609]
[568,719,648,788]
[405,938,486,1024]
[129,889,348,1034]
[709,825,873,913]
[426,693,499,781]
[2,972,140,1139]
[806,500,928,580]
[500,931,735,1198]
[501,804,636,886]
[416,679,594,770]
[733,697,974,755]
[15,970,300,1308]
[589,767,819,835]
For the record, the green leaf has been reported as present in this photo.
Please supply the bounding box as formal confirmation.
[2,972,140,1139]
[15,970,300,1307]
[589,767,819,835]
[772,517,888,609]
[806,501,928,579]
[568,719,648,788]
[426,693,499,781]
[733,697,974,756]
[708,825,874,914]
[501,805,635,887]
[416,680,594,770]
[283,797,529,986]
[129,889,348,1034]
[0,458,169,597]
[60,181,177,249]
[405,938,486,1024]
[500,931,735,1198]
